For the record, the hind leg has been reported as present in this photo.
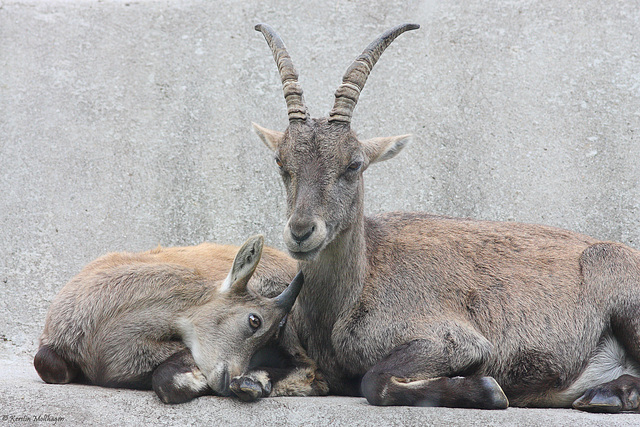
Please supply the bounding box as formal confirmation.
[574,243,640,413]
[152,349,212,404]
[573,375,640,413]
[572,319,640,413]
[34,345,80,384]
[361,323,508,408]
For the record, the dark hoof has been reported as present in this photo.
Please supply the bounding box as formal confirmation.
[230,375,271,402]
[442,376,508,409]
[479,377,509,409]
[573,375,640,413]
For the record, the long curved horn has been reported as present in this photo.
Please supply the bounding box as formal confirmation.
[255,24,308,122]
[273,271,304,312]
[328,23,420,124]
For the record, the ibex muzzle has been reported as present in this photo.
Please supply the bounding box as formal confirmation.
[35,235,302,403]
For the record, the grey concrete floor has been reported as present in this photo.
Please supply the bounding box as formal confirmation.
[2,0,640,425]
[3,364,639,427]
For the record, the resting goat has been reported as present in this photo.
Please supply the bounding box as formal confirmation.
[247,23,640,412]
[35,235,307,404]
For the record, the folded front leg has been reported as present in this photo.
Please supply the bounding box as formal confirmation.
[230,364,329,402]
[230,331,329,402]
[152,349,211,404]
[361,323,508,409]
[573,374,640,413]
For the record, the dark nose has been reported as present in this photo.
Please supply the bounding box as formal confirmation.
[219,367,231,396]
[291,224,315,243]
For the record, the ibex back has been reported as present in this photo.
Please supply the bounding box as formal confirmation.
[250,23,640,412]
[35,235,305,404]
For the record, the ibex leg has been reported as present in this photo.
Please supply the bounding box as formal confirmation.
[361,323,508,408]
[152,349,211,404]
[572,243,640,413]
[230,340,329,401]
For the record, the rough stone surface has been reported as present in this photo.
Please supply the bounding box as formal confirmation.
[1,0,639,424]
[1,364,638,426]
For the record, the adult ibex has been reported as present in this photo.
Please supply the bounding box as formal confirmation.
[250,23,640,412]
[34,235,308,404]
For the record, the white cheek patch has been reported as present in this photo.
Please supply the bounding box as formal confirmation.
[176,318,204,367]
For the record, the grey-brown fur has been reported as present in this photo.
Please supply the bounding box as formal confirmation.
[252,23,640,412]
[35,235,305,403]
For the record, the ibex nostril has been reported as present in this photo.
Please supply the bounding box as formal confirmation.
[292,228,314,243]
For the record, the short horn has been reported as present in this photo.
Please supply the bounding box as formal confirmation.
[273,271,304,312]
[328,23,420,124]
[255,24,308,122]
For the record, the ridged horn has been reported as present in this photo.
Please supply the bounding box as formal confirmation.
[328,23,420,124]
[273,271,304,312]
[255,24,308,122]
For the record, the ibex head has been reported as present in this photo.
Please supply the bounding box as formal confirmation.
[178,235,303,395]
[254,24,418,260]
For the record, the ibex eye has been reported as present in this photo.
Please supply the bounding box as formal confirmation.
[248,314,261,330]
[275,157,284,169]
[347,161,362,171]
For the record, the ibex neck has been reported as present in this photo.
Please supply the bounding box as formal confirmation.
[298,214,368,324]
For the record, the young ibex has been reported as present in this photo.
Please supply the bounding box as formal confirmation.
[249,23,640,412]
[34,235,306,404]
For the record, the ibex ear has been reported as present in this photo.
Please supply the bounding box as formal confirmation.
[252,122,284,151]
[220,235,264,294]
[362,135,412,165]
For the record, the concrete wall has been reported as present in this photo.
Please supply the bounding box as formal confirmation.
[1,0,639,363]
